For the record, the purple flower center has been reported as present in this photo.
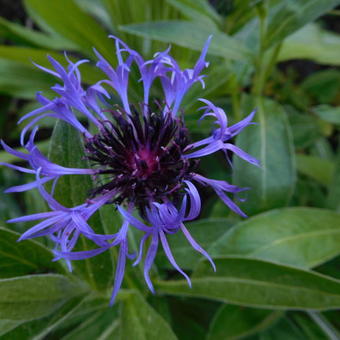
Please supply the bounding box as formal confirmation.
[84,107,198,210]
[128,147,157,178]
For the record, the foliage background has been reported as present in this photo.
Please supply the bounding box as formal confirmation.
[0,0,340,339]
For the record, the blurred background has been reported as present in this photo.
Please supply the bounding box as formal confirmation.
[0,0,339,339]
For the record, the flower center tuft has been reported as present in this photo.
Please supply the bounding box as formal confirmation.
[84,108,198,210]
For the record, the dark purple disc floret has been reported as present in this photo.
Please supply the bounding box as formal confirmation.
[84,108,198,212]
[1,35,259,304]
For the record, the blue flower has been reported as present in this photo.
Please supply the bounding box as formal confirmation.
[1,36,258,304]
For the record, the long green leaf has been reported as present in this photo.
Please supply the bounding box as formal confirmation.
[120,20,252,61]
[166,0,220,28]
[24,0,113,62]
[164,296,218,340]
[307,311,340,340]
[0,59,54,99]
[156,218,234,270]
[279,24,340,66]
[2,295,88,339]
[62,308,119,340]
[103,0,184,56]
[0,46,103,99]
[48,120,114,291]
[74,0,113,31]
[287,108,324,149]
[233,97,296,215]
[0,45,104,84]
[327,142,340,211]
[0,17,77,50]
[210,208,340,269]
[0,274,84,321]
[0,227,65,279]
[302,69,340,104]
[259,317,307,339]
[30,296,88,340]
[207,305,282,340]
[313,105,340,125]
[265,0,340,48]
[290,312,330,340]
[0,320,24,337]
[296,154,334,186]
[157,256,340,310]
[120,290,177,340]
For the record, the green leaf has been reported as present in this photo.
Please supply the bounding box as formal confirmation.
[233,97,296,215]
[0,170,24,225]
[74,0,113,31]
[296,154,334,186]
[327,142,340,211]
[0,45,103,85]
[313,105,340,125]
[210,208,340,268]
[316,257,340,281]
[226,0,262,34]
[312,138,335,161]
[0,59,54,99]
[207,305,282,340]
[0,17,77,50]
[287,108,324,149]
[62,308,119,340]
[24,0,113,62]
[157,256,340,310]
[120,20,252,61]
[0,274,84,321]
[55,295,109,329]
[265,0,340,48]
[29,296,88,340]
[289,312,329,340]
[24,183,49,219]
[7,295,108,339]
[103,0,180,56]
[63,312,119,340]
[36,297,115,340]
[48,120,114,291]
[259,317,306,339]
[0,320,24,337]
[306,311,340,340]
[156,218,234,270]
[0,227,65,279]
[120,290,177,340]
[48,120,94,206]
[2,295,88,339]
[166,0,221,28]
[0,46,103,99]
[302,69,340,104]
[279,24,340,66]
[167,297,219,340]
[147,295,173,326]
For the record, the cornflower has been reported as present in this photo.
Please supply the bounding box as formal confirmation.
[1,36,258,304]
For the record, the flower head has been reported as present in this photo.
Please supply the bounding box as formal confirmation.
[2,36,258,304]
